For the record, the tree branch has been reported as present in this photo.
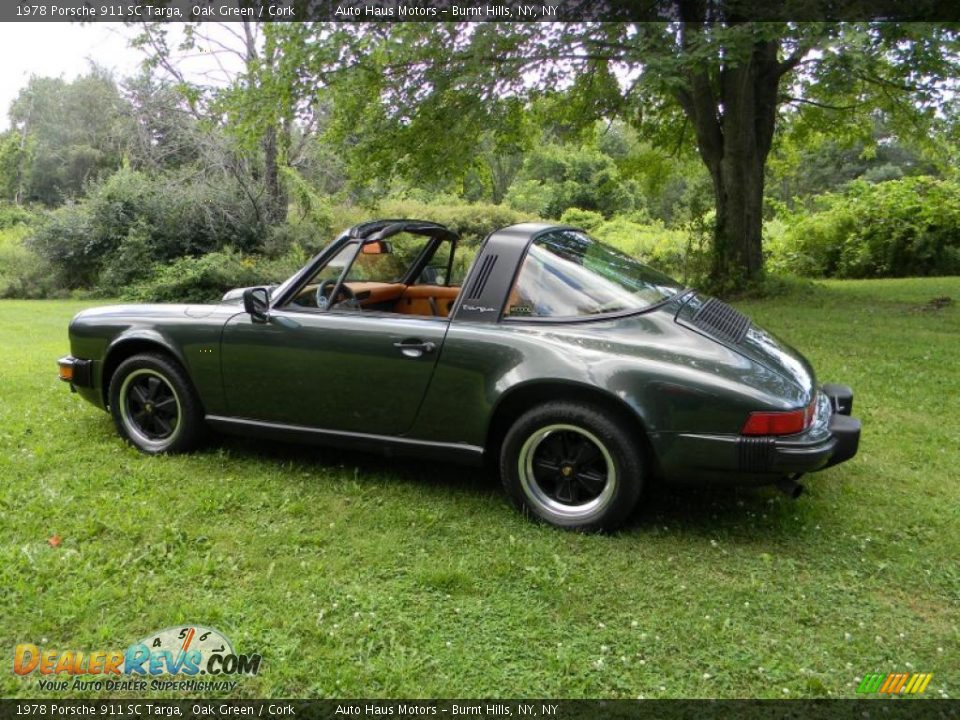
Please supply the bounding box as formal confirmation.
[782,95,864,111]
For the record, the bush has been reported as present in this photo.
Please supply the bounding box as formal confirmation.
[772,177,960,278]
[504,143,644,219]
[0,242,62,299]
[559,208,604,231]
[26,202,99,288]
[0,203,36,230]
[124,249,269,304]
[591,216,699,281]
[27,167,268,292]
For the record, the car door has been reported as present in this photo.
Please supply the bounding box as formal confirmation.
[220,309,449,436]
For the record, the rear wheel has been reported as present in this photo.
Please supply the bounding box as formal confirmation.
[108,353,204,454]
[500,402,645,531]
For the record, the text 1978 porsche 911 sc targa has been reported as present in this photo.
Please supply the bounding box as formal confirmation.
[59,219,860,530]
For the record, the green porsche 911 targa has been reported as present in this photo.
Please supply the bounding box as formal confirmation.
[59,220,860,530]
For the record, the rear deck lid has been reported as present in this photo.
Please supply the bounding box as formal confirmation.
[675,293,816,399]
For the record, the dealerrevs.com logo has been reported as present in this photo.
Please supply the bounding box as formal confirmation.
[14,626,262,693]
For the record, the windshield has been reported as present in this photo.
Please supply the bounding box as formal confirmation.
[504,229,684,318]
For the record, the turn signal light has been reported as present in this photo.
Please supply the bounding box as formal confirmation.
[742,398,816,436]
[58,362,74,382]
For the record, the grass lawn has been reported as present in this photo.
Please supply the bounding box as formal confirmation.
[1,277,957,699]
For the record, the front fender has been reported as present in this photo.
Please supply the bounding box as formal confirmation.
[68,304,237,414]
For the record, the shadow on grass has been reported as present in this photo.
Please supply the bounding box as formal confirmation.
[217,433,501,498]
[78,411,809,541]
[216,433,806,542]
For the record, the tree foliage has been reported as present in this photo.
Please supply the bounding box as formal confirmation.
[319,20,960,287]
[8,68,133,205]
[771,176,960,278]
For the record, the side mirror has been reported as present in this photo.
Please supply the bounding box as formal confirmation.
[243,287,270,324]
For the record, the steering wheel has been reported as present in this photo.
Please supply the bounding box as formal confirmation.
[316,279,359,311]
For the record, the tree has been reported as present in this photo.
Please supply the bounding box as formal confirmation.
[333,19,960,288]
[131,21,354,225]
[0,130,33,204]
[7,68,133,205]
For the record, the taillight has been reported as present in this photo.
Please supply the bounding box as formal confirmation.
[741,397,817,436]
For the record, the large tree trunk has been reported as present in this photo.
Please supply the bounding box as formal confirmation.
[674,20,783,289]
[262,124,285,224]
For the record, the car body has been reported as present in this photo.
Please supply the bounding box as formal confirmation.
[59,219,860,530]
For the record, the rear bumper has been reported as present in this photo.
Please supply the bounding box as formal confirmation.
[744,383,860,475]
[656,384,861,483]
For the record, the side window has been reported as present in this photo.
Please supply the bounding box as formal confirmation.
[298,244,354,288]
[449,244,479,287]
[413,239,451,286]
[347,232,431,283]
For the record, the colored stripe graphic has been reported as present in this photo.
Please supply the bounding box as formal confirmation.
[886,673,908,693]
[861,672,933,694]
[857,674,885,693]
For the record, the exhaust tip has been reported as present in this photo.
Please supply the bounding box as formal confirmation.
[775,477,805,499]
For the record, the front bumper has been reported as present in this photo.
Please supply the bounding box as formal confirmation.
[57,355,94,391]
[740,384,861,475]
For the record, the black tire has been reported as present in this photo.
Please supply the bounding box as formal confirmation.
[500,402,645,531]
[108,353,204,454]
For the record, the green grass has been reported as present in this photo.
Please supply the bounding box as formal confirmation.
[1,278,958,699]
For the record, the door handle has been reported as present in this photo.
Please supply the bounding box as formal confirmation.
[393,340,436,358]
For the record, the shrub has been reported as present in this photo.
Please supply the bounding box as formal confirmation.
[591,216,698,281]
[0,242,62,299]
[26,202,99,289]
[559,208,604,231]
[27,167,268,292]
[0,203,36,230]
[124,249,269,304]
[771,177,960,278]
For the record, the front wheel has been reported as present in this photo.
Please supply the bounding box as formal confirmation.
[108,353,204,454]
[500,402,645,531]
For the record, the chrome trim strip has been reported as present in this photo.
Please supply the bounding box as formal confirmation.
[205,415,484,458]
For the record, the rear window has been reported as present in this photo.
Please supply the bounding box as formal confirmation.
[504,229,684,318]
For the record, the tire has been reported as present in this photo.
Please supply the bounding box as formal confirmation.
[500,402,645,531]
[108,353,204,454]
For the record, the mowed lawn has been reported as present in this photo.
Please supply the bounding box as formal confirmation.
[1,277,957,699]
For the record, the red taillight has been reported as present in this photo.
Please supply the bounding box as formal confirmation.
[741,398,817,436]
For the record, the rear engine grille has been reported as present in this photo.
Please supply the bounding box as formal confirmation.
[692,297,751,344]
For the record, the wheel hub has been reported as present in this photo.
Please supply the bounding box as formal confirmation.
[517,423,618,521]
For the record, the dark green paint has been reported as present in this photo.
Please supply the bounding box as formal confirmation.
[63,221,850,485]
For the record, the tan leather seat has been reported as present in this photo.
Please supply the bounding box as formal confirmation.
[395,285,460,317]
